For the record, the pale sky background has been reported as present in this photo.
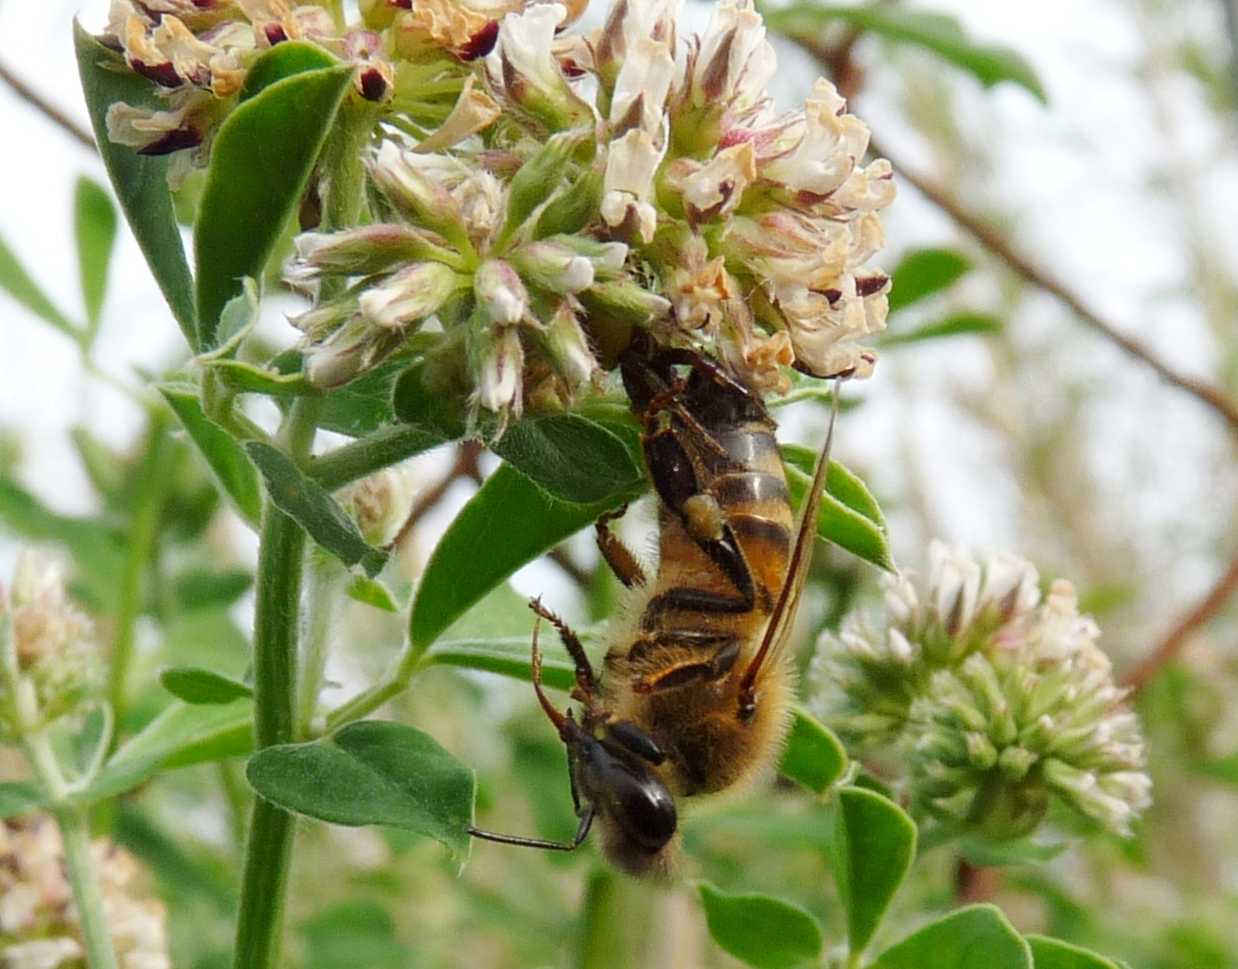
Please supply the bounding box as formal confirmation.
[0,0,1235,660]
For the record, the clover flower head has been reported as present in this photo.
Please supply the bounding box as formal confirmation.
[0,552,99,737]
[812,544,1150,840]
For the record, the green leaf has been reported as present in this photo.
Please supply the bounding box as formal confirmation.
[1026,935,1119,969]
[410,461,640,651]
[426,634,585,692]
[346,575,401,613]
[0,782,45,819]
[492,414,644,503]
[159,384,263,526]
[872,905,1033,969]
[0,231,80,340]
[1196,750,1238,786]
[881,313,1002,348]
[782,449,894,572]
[766,6,1046,102]
[194,58,351,345]
[245,719,475,857]
[778,706,847,794]
[245,441,388,576]
[696,882,824,969]
[239,41,339,101]
[74,22,196,346]
[84,700,253,803]
[311,352,410,437]
[832,786,917,954]
[160,666,253,705]
[887,247,971,315]
[73,176,118,337]
[206,358,316,396]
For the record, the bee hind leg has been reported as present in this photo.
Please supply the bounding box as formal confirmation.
[529,596,598,702]
[595,505,647,588]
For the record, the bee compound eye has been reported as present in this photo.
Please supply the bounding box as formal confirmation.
[616,773,677,851]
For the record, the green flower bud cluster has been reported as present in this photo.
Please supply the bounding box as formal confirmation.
[811,543,1150,839]
[0,552,100,739]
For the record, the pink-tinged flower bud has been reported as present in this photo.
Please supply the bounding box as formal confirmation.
[304,316,404,390]
[291,225,451,279]
[486,4,591,129]
[474,260,529,325]
[542,302,598,390]
[368,141,466,244]
[477,324,524,415]
[358,261,465,330]
[509,242,594,295]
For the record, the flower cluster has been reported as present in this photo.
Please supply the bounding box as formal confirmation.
[100,0,893,423]
[0,552,99,739]
[0,817,170,969]
[811,543,1150,839]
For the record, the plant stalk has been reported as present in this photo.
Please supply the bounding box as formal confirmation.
[22,734,119,969]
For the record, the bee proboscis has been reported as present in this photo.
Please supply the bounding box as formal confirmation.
[469,339,841,876]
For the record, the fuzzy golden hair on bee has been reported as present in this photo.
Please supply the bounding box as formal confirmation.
[468,337,841,877]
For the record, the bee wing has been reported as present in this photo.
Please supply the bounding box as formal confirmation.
[737,385,840,714]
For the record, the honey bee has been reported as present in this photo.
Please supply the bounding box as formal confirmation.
[469,338,841,876]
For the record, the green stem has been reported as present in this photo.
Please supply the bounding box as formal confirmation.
[22,735,119,969]
[232,400,316,969]
[576,868,655,969]
[108,411,176,724]
[322,639,424,732]
[309,424,447,489]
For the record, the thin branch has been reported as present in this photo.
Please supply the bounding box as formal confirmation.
[1121,552,1238,692]
[389,441,482,551]
[548,546,591,588]
[0,59,95,152]
[868,135,1238,435]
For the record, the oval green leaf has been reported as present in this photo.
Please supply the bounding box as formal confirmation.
[194,59,351,345]
[1026,936,1119,969]
[778,706,847,794]
[73,176,118,338]
[872,904,1033,969]
[245,441,388,576]
[409,461,641,651]
[832,786,917,954]
[159,384,263,526]
[697,882,823,969]
[245,719,475,857]
[346,575,401,613]
[0,231,80,341]
[492,414,644,503]
[782,449,894,572]
[160,666,253,705]
[239,41,338,101]
[74,22,196,346]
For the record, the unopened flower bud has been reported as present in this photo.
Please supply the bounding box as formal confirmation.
[337,464,418,546]
[576,279,671,328]
[291,225,447,279]
[476,324,525,416]
[369,141,466,243]
[542,302,598,390]
[358,261,465,330]
[509,242,594,295]
[474,260,529,325]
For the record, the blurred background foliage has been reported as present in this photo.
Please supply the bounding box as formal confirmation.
[1,0,1236,967]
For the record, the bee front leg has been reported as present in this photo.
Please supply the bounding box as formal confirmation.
[529,597,597,701]
[595,505,647,588]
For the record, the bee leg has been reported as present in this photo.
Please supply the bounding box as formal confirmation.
[468,805,595,853]
[595,505,647,588]
[529,596,597,700]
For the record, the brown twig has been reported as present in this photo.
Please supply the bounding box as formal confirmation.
[388,441,482,551]
[548,547,591,588]
[869,135,1238,436]
[955,857,1000,903]
[0,60,96,152]
[1121,552,1238,692]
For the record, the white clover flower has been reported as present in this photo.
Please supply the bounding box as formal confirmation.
[813,546,1150,841]
[0,819,170,969]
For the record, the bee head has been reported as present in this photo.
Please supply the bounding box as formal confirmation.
[568,719,679,878]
